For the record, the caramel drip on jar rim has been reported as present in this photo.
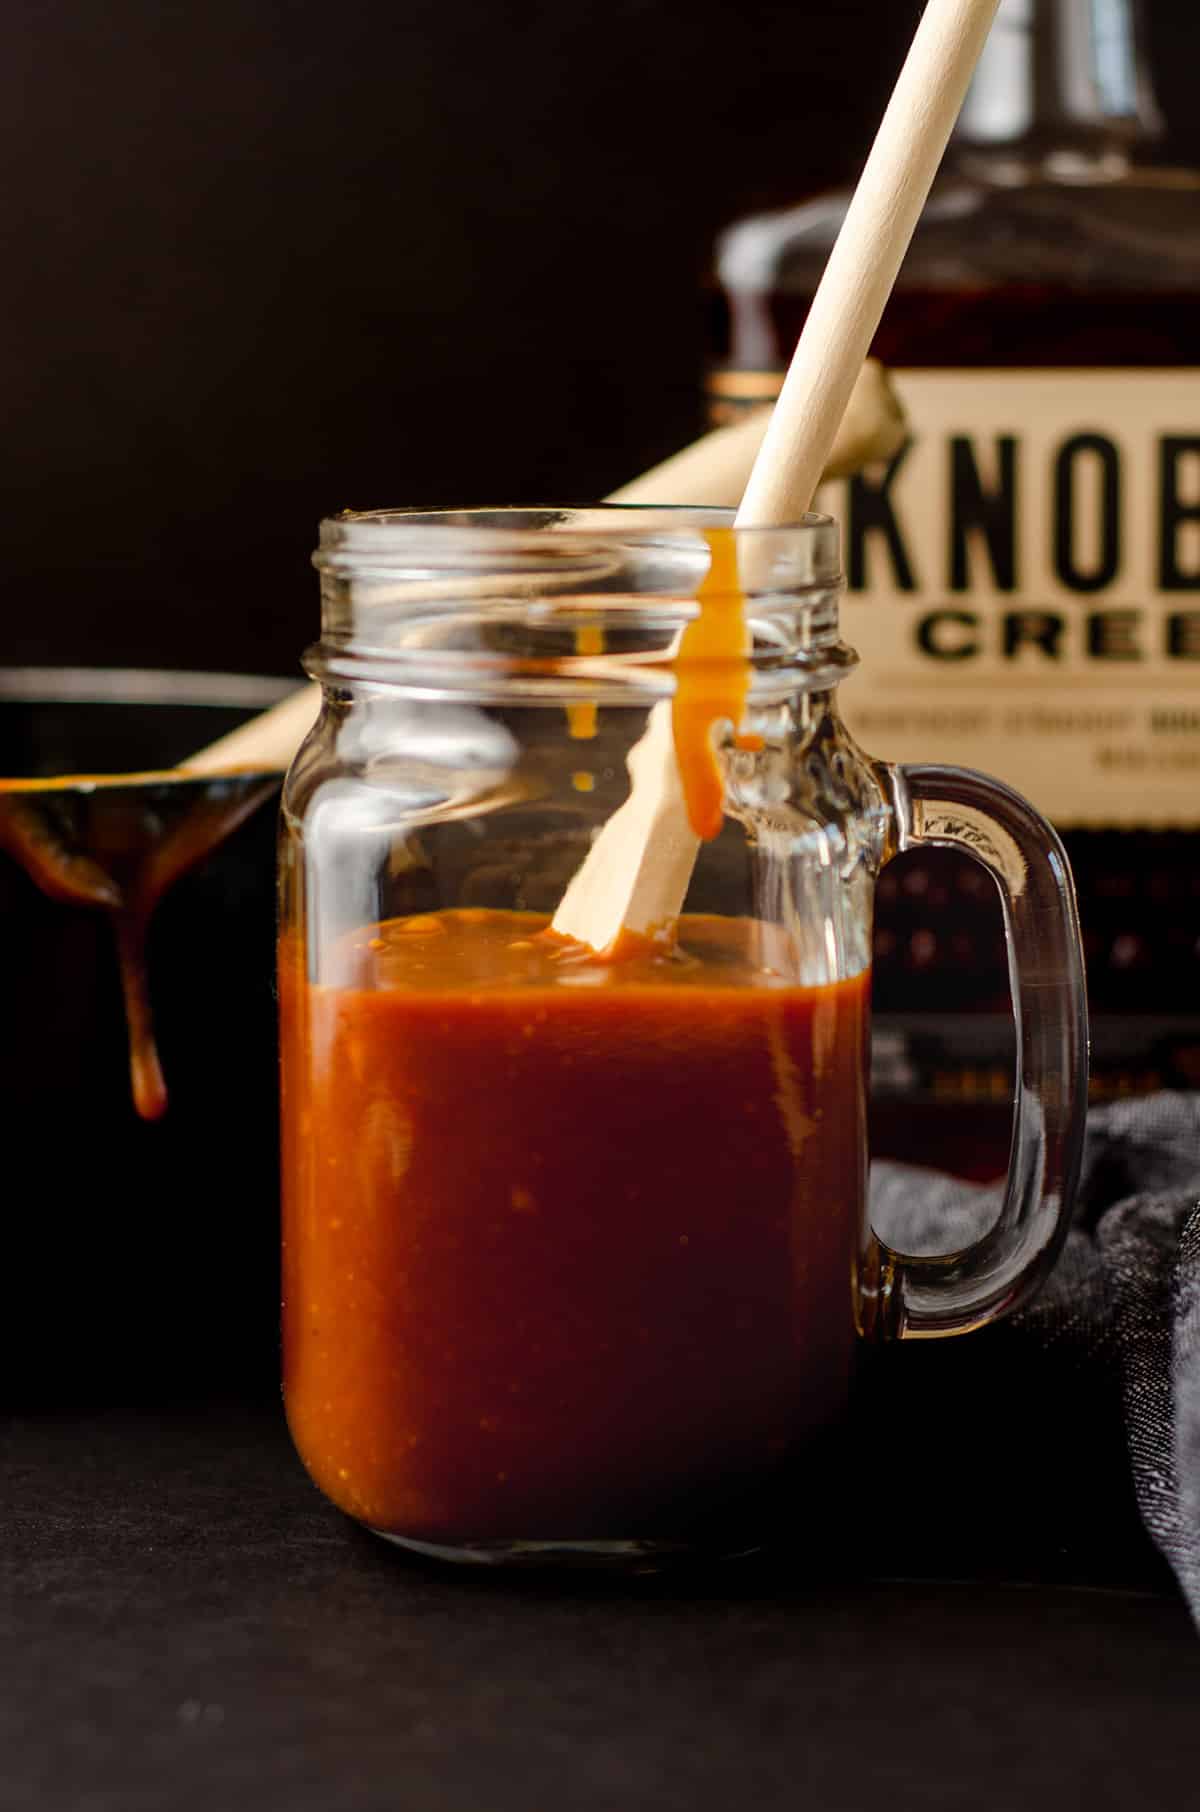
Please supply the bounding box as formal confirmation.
[671,527,750,842]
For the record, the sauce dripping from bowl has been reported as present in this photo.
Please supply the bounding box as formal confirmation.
[0,769,278,1119]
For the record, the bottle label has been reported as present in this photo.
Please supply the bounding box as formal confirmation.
[800,369,1200,829]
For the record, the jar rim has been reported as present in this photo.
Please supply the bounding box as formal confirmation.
[316,504,841,578]
[319,503,835,530]
[310,505,851,703]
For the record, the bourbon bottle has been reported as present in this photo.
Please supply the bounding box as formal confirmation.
[709,0,1200,1169]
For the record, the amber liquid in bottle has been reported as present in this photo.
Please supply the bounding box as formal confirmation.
[708,0,1200,1172]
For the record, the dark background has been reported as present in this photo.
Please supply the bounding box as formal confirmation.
[5,0,1198,679]
[8,15,1200,1778]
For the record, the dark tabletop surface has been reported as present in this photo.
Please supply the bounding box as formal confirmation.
[5,1402,1200,1812]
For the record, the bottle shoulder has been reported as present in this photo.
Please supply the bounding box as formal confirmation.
[716,160,1200,296]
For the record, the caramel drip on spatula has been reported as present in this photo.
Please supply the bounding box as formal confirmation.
[671,528,751,841]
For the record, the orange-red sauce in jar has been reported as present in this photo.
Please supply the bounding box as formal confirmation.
[280,908,870,1546]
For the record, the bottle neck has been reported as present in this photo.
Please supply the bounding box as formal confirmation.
[955,0,1162,172]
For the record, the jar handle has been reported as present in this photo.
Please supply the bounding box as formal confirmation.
[870,762,1089,1340]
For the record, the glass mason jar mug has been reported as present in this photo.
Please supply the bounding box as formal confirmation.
[280,506,1087,1565]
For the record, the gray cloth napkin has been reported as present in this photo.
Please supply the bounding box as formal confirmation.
[868,1093,1200,1620]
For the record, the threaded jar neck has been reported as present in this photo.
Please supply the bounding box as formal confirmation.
[310,507,853,705]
